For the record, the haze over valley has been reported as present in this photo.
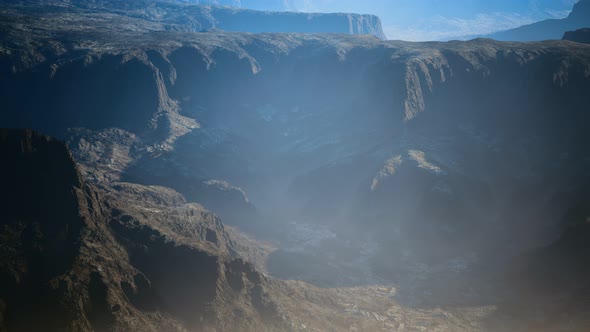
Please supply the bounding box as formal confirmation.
[1,0,590,331]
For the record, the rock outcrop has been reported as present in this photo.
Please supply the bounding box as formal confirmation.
[0,0,385,39]
[0,128,500,331]
[2,1,590,260]
[0,129,285,331]
[2,0,590,330]
[206,7,386,39]
[564,28,590,44]
[0,129,90,331]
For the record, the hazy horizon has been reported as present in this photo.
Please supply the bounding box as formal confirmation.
[278,0,577,40]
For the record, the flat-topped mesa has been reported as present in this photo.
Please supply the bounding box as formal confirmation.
[161,0,385,37]
[163,1,387,39]
[564,28,590,44]
[209,8,386,39]
[4,0,386,39]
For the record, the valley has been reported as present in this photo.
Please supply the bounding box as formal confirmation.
[1,1,590,331]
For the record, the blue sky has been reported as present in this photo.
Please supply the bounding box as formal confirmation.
[290,0,578,40]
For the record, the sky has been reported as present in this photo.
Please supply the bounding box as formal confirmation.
[289,0,579,40]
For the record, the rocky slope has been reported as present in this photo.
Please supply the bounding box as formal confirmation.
[487,0,590,41]
[0,129,288,331]
[1,1,590,330]
[0,129,503,331]
[564,28,590,44]
[0,0,385,39]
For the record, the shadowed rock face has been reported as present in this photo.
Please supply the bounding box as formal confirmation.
[0,129,285,331]
[208,8,385,39]
[0,129,86,331]
[564,28,590,44]
[0,0,385,39]
[2,1,590,330]
[5,22,588,262]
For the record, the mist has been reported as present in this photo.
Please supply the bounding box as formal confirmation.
[1,0,590,331]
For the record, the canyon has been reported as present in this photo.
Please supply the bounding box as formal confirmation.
[1,0,590,331]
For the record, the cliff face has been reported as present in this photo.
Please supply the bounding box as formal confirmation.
[0,129,286,331]
[0,0,385,39]
[568,0,590,22]
[0,129,87,331]
[2,3,590,259]
[0,132,500,331]
[564,28,590,43]
[210,8,385,38]
[2,1,590,330]
[487,0,590,41]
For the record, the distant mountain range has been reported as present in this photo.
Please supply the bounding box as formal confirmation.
[485,0,590,41]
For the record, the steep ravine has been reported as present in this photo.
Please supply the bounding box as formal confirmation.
[0,129,291,331]
[2,12,590,330]
[4,33,588,255]
[0,129,510,331]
